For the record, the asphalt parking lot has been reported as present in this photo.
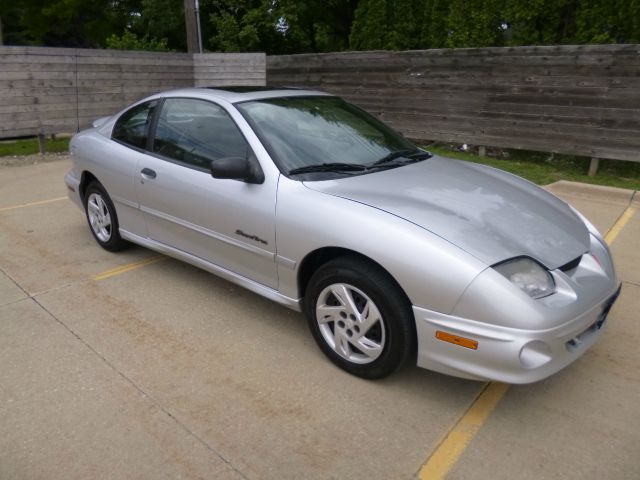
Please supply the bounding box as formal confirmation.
[1,157,639,480]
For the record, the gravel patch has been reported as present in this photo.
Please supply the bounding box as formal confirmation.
[0,152,71,167]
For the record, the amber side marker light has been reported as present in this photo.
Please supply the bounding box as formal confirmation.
[435,330,479,350]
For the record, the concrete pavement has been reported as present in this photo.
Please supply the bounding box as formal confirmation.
[0,157,638,479]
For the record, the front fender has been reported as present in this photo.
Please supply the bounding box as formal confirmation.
[275,177,487,314]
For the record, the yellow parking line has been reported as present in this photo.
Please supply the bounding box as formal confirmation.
[0,196,67,212]
[604,207,636,245]
[418,203,635,479]
[419,382,509,479]
[92,256,165,281]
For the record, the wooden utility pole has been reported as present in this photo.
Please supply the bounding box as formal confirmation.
[195,0,203,53]
[0,16,4,46]
[183,0,200,53]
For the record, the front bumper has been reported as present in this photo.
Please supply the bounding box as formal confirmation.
[414,285,621,383]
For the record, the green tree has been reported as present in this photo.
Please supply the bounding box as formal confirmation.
[350,0,457,51]
[105,30,171,51]
[277,0,359,52]
[137,0,186,50]
[106,0,185,52]
[4,0,640,53]
[350,0,388,50]
[446,0,506,48]
[421,0,450,48]
[0,0,185,50]
[574,0,640,43]
[385,0,423,50]
[0,0,138,47]
[207,0,285,52]
[206,0,358,54]
[502,0,576,45]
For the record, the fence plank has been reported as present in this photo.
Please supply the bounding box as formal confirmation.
[267,45,640,163]
[0,47,266,137]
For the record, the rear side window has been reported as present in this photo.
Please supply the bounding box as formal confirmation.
[112,100,157,149]
[152,98,249,170]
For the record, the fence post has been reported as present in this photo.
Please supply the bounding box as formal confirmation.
[37,134,46,154]
[588,157,600,177]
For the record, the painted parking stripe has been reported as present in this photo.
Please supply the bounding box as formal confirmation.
[0,192,165,281]
[419,383,508,479]
[604,207,636,245]
[418,205,635,479]
[0,196,67,212]
[92,256,165,281]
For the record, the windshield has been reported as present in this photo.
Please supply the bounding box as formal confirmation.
[236,96,417,176]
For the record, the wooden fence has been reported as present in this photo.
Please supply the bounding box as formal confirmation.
[267,45,640,163]
[4,44,639,164]
[0,47,265,139]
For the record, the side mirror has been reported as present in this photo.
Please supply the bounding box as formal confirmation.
[210,156,264,184]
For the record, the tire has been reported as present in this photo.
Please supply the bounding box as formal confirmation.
[304,256,415,379]
[84,181,127,252]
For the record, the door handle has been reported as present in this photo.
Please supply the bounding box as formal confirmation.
[141,168,156,180]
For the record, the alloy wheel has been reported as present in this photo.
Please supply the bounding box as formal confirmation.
[315,283,386,364]
[86,192,112,242]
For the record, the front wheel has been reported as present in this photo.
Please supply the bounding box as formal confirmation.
[84,181,127,252]
[304,256,415,379]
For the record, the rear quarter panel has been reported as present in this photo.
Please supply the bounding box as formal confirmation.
[71,130,147,237]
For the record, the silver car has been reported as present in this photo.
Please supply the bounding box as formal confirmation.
[65,87,620,383]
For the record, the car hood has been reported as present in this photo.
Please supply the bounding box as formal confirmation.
[304,156,589,269]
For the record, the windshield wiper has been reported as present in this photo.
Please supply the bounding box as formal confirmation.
[288,163,368,175]
[288,151,432,176]
[372,149,431,166]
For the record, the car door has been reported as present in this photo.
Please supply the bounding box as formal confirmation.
[135,97,278,289]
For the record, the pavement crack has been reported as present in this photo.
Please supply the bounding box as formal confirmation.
[28,281,86,298]
[0,268,92,308]
[7,280,250,480]
[0,265,31,297]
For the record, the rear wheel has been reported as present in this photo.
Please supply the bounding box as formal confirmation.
[304,256,415,379]
[84,181,127,252]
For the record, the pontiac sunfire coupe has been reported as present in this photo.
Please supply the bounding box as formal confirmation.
[65,87,621,382]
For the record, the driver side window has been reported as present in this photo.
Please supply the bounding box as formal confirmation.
[152,98,249,170]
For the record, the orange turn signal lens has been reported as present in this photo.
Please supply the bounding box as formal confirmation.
[435,331,478,350]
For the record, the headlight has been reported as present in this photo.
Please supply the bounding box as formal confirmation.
[493,257,555,299]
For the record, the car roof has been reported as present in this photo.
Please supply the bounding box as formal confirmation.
[157,86,334,104]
